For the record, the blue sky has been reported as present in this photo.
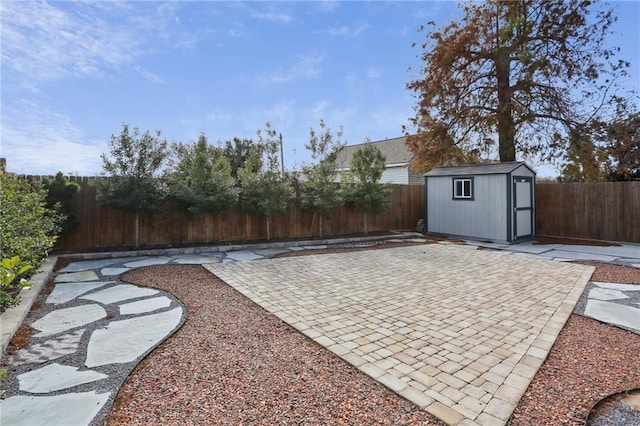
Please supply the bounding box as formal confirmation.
[1,1,639,177]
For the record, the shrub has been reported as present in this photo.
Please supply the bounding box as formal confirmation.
[0,256,33,310]
[42,172,81,233]
[0,172,63,269]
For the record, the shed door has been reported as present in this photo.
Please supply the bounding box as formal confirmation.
[513,177,534,239]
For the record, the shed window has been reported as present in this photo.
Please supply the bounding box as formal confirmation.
[453,178,473,199]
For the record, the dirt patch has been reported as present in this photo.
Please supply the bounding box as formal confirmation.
[6,324,33,352]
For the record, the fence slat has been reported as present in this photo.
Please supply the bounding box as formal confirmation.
[536,182,639,243]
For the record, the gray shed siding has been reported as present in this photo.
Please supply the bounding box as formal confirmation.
[426,174,508,241]
[424,162,536,243]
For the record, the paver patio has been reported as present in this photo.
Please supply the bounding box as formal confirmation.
[206,244,594,426]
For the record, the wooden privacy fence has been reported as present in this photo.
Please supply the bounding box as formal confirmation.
[52,177,426,252]
[536,182,640,243]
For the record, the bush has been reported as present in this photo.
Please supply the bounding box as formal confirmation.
[0,172,63,269]
[0,256,32,310]
[42,172,81,233]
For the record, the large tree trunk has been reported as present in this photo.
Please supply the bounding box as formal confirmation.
[496,48,516,162]
[319,215,323,238]
[205,215,210,243]
[134,210,140,248]
[363,212,368,235]
[266,216,271,241]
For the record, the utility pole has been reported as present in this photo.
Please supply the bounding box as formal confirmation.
[279,133,285,175]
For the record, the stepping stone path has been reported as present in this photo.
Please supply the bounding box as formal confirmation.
[1,256,188,426]
[1,237,638,426]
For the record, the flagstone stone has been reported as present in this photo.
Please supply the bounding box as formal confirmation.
[58,257,139,273]
[6,329,84,366]
[507,243,562,255]
[85,307,182,367]
[539,250,618,262]
[100,267,131,276]
[225,250,264,261]
[54,270,99,283]
[584,299,640,333]
[301,245,328,250]
[588,288,629,301]
[80,284,158,304]
[46,281,111,304]
[558,244,640,259]
[171,255,222,264]
[18,363,107,393]
[32,305,106,337]
[622,394,640,410]
[119,296,173,315]
[0,391,110,426]
[593,282,640,292]
[124,256,173,268]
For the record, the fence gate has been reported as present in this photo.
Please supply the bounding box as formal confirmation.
[513,177,534,240]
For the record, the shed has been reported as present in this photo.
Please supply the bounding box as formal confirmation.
[423,162,536,243]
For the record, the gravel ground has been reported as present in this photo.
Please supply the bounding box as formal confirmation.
[106,264,444,426]
[509,261,640,426]
[103,248,639,425]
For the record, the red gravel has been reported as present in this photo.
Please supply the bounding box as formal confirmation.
[509,262,640,425]
[106,251,639,425]
[577,261,640,284]
[107,265,444,426]
[508,315,640,425]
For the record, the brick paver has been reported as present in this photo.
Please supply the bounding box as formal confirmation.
[205,244,593,425]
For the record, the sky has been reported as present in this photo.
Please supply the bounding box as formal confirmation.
[1,1,639,178]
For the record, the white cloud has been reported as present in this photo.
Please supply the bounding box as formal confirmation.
[134,66,166,84]
[317,1,340,13]
[0,2,139,84]
[1,99,105,176]
[247,4,294,24]
[326,24,371,37]
[0,1,196,87]
[228,22,248,38]
[367,68,383,79]
[259,54,324,84]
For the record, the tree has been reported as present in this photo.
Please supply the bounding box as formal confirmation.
[558,110,639,182]
[300,119,346,238]
[238,123,292,240]
[94,124,169,248]
[343,141,392,234]
[222,137,262,180]
[599,112,640,181]
[42,172,81,233]
[406,0,630,171]
[168,134,238,242]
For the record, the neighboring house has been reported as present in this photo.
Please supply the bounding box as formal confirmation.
[334,136,423,185]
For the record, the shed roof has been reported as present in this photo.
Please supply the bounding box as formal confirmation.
[423,161,535,177]
[335,136,413,169]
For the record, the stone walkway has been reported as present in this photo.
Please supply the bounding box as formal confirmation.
[0,236,638,425]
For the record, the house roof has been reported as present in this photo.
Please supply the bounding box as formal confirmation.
[423,161,536,177]
[335,136,413,169]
